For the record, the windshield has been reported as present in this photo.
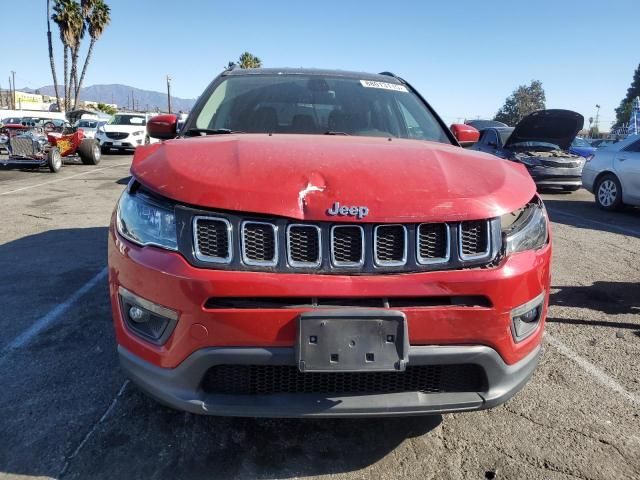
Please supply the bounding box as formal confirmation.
[109,114,146,126]
[497,128,514,145]
[192,74,451,143]
[78,120,98,128]
[572,137,590,147]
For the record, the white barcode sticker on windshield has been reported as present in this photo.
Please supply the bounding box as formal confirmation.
[360,80,408,92]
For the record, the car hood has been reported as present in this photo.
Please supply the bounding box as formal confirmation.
[131,134,536,223]
[504,109,584,151]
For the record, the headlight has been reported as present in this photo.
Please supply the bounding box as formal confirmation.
[116,190,177,250]
[132,130,144,136]
[97,126,105,133]
[501,200,548,255]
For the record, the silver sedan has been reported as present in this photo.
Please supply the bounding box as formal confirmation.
[582,134,640,210]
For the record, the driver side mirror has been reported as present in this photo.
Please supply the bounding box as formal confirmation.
[147,114,178,140]
[450,124,479,147]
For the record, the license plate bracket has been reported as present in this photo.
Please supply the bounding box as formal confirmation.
[297,309,409,372]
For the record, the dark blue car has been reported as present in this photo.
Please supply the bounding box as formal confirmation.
[569,137,596,157]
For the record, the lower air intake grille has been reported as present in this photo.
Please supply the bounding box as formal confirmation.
[242,222,277,265]
[374,225,406,265]
[332,226,364,265]
[194,218,230,261]
[202,364,485,395]
[460,220,489,258]
[287,225,321,266]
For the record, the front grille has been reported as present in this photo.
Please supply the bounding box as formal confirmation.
[374,225,406,265]
[202,364,485,395]
[242,221,277,266]
[106,132,128,140]
[332,226,364,266]
[194,217,231,262]
[417,223,449,263]
[460,221,489,259]
[287,225,321,266]
[188,212,497,273]
[9,137,36,156]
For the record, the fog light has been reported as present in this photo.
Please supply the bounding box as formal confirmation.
[119,287,178,345]
[511,292,545,342]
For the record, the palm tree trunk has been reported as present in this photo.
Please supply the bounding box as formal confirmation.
[46,0,60,109]
[63,45,69,111]
[71,46,79,109]
[75,39,95,109]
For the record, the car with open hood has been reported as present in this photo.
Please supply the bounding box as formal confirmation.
[471,109,585,191]
[109,68,551,417]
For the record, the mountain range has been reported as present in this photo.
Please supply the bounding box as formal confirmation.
[26,84,196,112]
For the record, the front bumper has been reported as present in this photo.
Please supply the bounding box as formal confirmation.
[97,134,142,149]
[119,343,541,417]
[527,166,583,188]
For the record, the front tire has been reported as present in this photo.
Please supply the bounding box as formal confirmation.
[595,174,623,210]
[78,139,101,165]
[47,147,62,173]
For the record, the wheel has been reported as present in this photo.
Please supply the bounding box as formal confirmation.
[78,139,101,165]
[562,185,581,192]
[595,174,623,210]
[47,147,62,173]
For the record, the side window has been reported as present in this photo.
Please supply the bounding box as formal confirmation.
[622,139,640,153]
[481,130,498,147]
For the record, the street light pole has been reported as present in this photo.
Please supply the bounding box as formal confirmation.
[11,71,16,109]
[595,104,600,132]
[166,75,172,114]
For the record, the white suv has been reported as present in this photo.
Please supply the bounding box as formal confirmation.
[96,113,158,153]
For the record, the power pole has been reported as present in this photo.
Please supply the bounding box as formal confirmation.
[595,104,601,132]
[11,71,16,109]
[166,75,172,114]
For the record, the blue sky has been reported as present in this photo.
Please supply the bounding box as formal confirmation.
[2,0,638,128]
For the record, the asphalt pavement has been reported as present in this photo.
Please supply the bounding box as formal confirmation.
[0,154,638,480]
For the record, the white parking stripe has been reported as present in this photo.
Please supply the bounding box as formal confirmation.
[1,267,108,356]
[547,208,640,237]
[0,162,130,196]
[545,333,640,407]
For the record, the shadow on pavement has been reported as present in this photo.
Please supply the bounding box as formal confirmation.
[550,281,640,316]
[543,197,640,238]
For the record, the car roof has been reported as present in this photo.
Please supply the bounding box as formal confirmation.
[222,67,404,84]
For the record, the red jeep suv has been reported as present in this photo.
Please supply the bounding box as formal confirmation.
[109,68,551,417]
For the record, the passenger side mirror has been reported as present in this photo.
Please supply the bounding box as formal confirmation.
[450,124,479,147]
[147,114,178,140]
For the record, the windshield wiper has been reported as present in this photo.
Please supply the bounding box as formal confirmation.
[186,128,243,136]
[324,131,349,136]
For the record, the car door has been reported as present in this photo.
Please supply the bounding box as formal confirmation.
[615,139,640,204]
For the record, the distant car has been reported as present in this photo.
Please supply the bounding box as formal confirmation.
[570,137,597,157]
[74,119,102,139]
[1,117,23,125]
[582,134,640,210]
[471,109,586,191]
[95,113,158,153]
[465,119,509,130]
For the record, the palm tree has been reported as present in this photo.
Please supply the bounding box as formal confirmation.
[75,0,110,108]
[238,52,262,69]
[46,0,61,110]
[67,2,85,109]
[52,0,83,110]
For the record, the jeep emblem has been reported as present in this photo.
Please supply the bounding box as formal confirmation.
[327,201,369,219]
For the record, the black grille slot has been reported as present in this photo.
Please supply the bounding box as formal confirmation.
[287,225,320,266]
[374,225,406,265]
[460,220,489,258]
[242,222,277,265]
[106,132,128,140]
[202,364,485,395]
[195,218,230,261]
[331,226,364,265]
[417,223,448,262]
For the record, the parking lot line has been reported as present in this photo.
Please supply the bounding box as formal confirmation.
[547,208,640,237]
[0,162,131,196]
[0,267,107,358]
[545,333,640,407]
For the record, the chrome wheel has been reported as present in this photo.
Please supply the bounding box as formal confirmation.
[597,179,617,207]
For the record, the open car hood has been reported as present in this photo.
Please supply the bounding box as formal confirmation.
[504,109,584,151]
